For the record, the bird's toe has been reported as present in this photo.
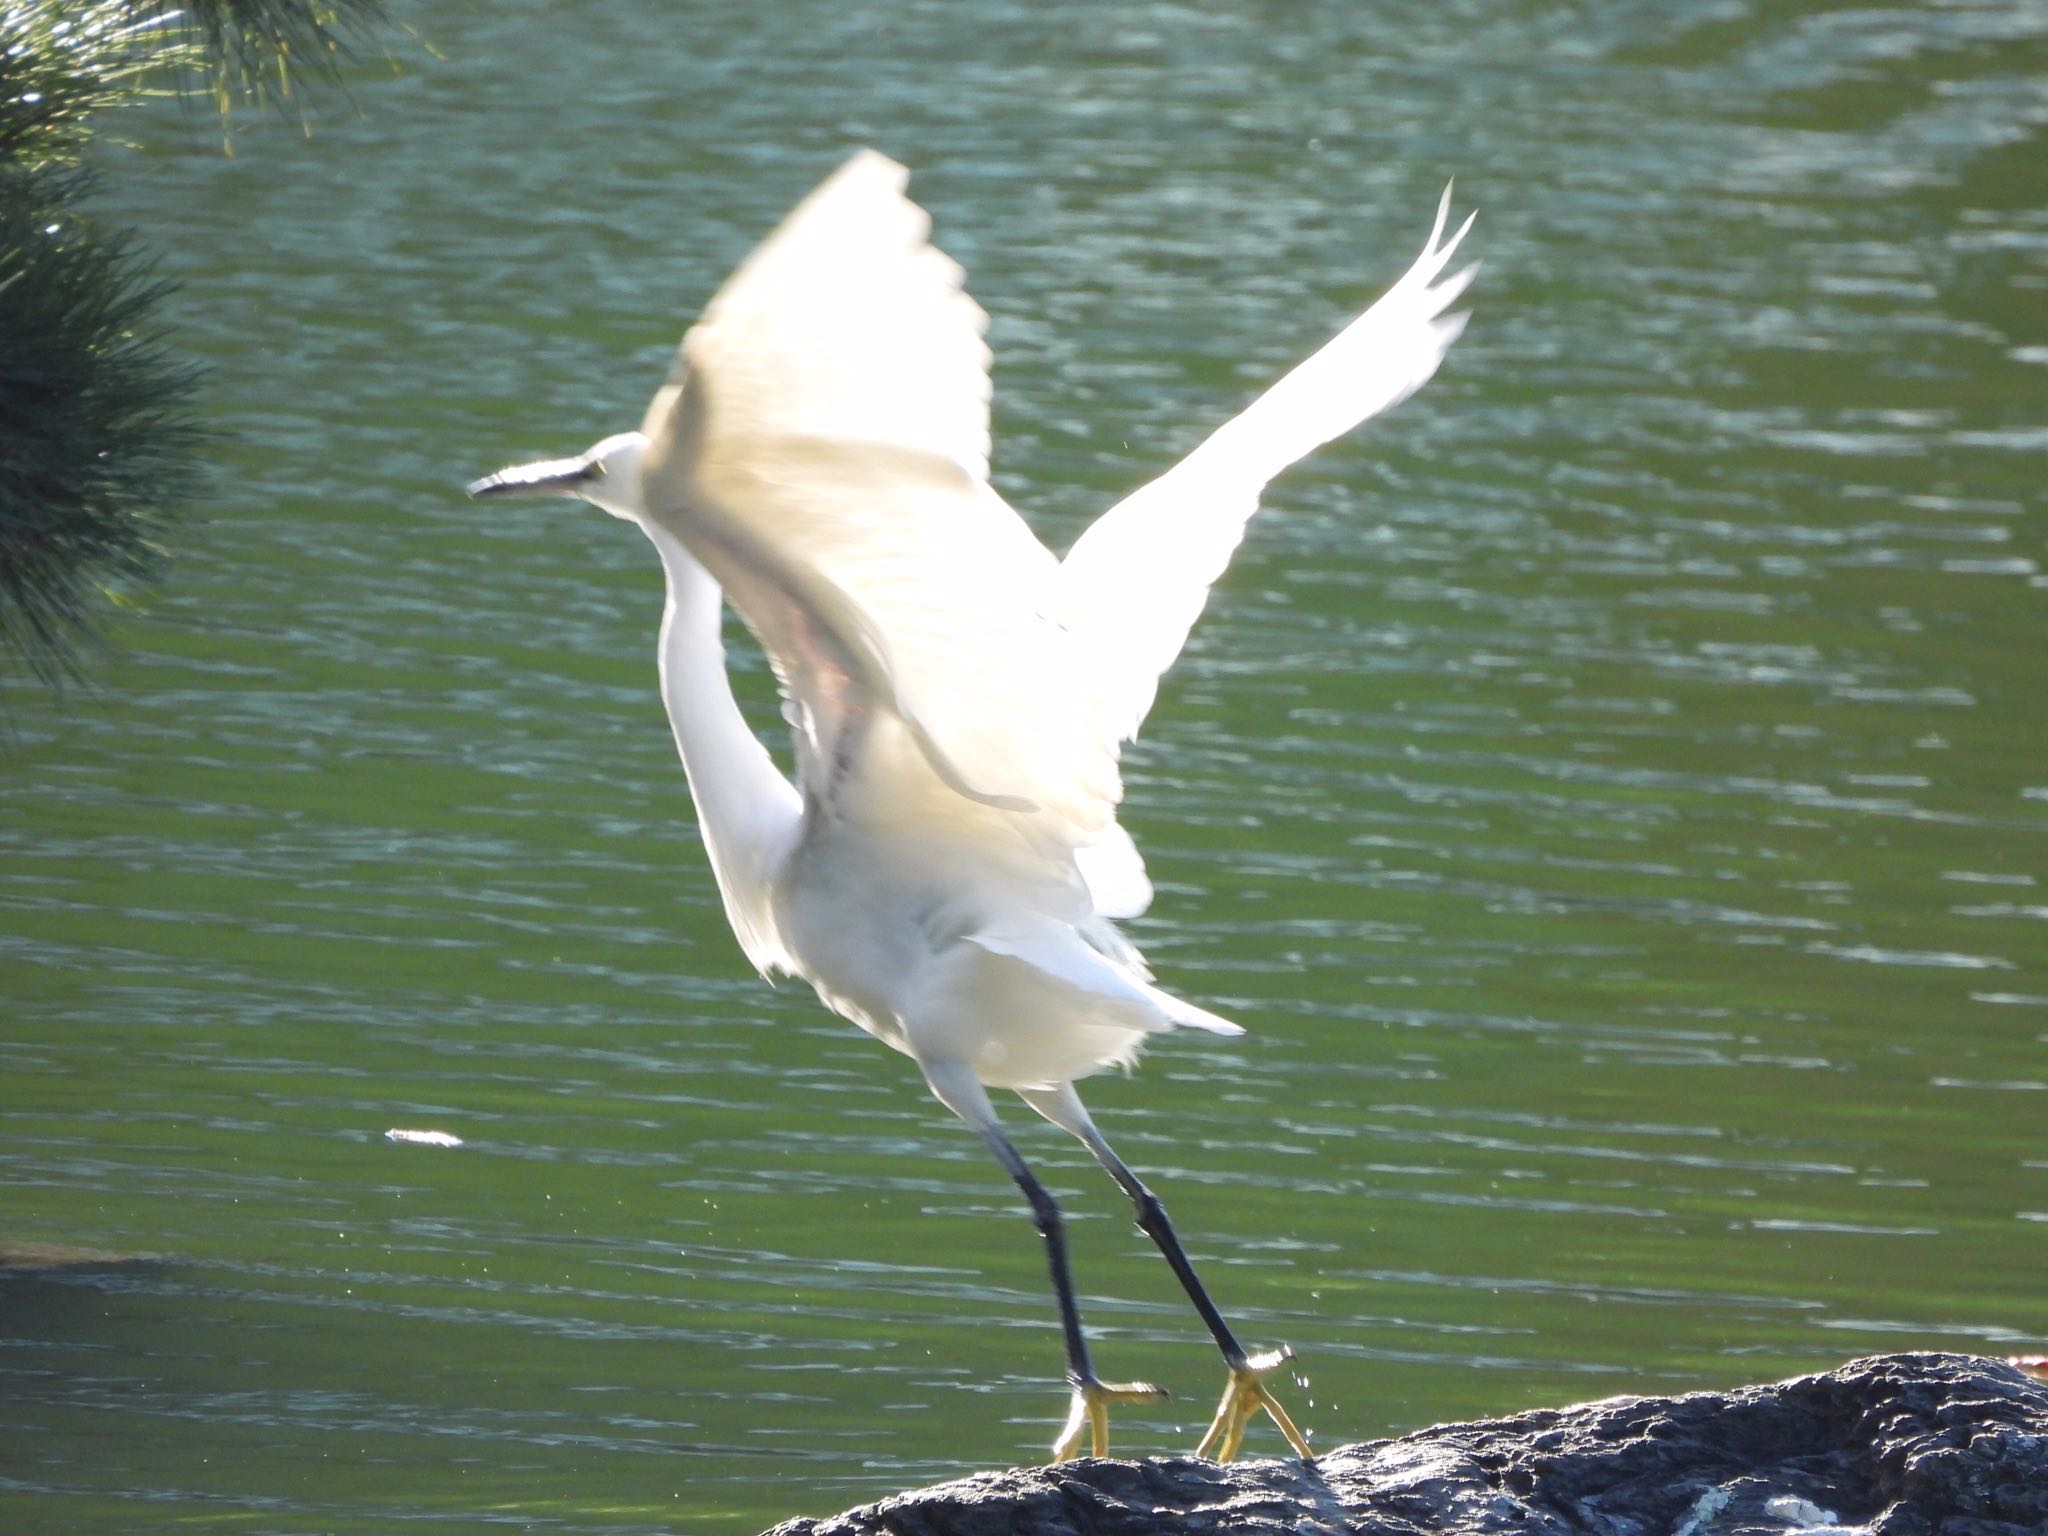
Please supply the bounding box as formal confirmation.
[1051,1375,1171,1461]
[1195,1347,1312,1462]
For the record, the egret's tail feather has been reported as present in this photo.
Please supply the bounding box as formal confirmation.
[1154,988,1243,1036]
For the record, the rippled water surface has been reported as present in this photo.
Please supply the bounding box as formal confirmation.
[4,2,2044,1531]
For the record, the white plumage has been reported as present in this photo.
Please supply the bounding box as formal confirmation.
[469,150,1473,1461]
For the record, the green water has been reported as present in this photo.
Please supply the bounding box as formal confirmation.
[4,2,2044,1531]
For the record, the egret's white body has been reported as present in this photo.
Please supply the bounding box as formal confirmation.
[472,151,1473,1461]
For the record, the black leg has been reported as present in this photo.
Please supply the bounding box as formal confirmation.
[976,1120,1096,1389]
[1016,1084,1313,1461]
[961,1109,1168,1458]
[1071,1128,1249,1366]
[918,1061,1164,1458]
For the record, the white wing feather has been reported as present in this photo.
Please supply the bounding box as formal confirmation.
[638,151,1121,839]
[635,155,1471,948]
[1061,189,1477,744]
[655,149,993,477]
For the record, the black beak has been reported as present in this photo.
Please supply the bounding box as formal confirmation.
[465,455,595,499]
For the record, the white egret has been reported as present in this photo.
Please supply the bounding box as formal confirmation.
[470,150,1473,1462]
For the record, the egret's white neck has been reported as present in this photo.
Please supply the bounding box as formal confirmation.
[641,523,802,974]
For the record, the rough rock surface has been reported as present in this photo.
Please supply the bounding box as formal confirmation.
[765,1353,2048,1536]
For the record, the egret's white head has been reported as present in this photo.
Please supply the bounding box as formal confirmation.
[467,431,649,522]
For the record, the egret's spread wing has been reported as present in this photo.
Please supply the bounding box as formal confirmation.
[642,149,993,480]
[637,151,1121,839]
[1060,190,1476,744]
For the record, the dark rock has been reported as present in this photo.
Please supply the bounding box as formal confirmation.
[764,1353,2048,1536]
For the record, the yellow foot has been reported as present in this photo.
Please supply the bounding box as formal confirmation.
[1194,1347,1312,1462]
[1051,1375,1171,1461]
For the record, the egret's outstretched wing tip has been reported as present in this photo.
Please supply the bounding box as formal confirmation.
[839,146,909,188]
[1059,181,1477,744]
[1434,259,1481,315]
[1444,208,1478,262]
